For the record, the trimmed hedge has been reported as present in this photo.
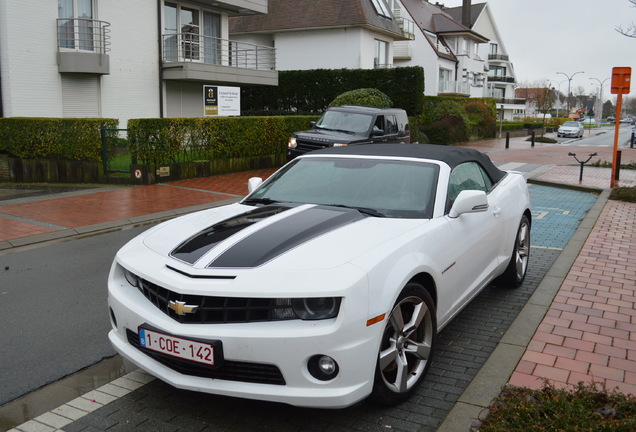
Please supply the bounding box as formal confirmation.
[0,117,118,161]
[411,96,496,144]
[241,67,425,116]
[128,116,317,165]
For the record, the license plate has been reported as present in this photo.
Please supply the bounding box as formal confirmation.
[139,327,218,366]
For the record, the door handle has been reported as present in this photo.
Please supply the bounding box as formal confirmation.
[492,207,502,216]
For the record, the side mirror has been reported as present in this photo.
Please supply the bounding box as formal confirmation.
[448,190,488,218]
[310,121,317,128]
[247,177,263,194]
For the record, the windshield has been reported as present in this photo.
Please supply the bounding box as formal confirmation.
[562,121,579,127]
[246,157,439,219]
[315,111,374,134]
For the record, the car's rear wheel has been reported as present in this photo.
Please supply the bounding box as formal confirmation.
[497,215,530,287]
[370,283,436,406]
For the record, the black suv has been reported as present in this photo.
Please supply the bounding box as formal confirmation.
[287,105,410,159]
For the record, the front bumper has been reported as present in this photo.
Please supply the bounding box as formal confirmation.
[107,262,383,408]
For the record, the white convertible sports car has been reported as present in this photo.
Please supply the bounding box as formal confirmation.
[108,143,531,408]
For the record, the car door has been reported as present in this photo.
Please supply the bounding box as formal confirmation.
[443,162,505,313]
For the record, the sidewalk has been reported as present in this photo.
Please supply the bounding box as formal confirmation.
[1,135,635,431]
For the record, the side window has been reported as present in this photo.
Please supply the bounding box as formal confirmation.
[446,162,494,212]
[374,115,385,132]
[385,115,398,134]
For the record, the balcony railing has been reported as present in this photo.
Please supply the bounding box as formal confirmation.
[57,18,110,53]
[493,98,527,105]
[488,53,509,61]
[487,75,516,83]
[438,80,470,95]
[395,17,416,40]
[162,33,276,71]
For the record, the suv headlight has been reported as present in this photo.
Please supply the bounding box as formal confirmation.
[288,137,297,149]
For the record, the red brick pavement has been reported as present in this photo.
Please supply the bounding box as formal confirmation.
[509,199,636,395]
[0,168,278,242]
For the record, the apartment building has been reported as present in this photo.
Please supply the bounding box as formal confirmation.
[0,0,278,125]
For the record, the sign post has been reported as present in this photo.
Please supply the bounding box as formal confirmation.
[610,67,631,188]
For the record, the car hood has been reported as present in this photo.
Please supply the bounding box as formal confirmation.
[130,203,427,272]
[295,128,365,144]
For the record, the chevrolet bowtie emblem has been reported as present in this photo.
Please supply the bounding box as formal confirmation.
[168,300,198,316]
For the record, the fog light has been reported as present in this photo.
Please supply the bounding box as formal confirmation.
[308,355,339,381]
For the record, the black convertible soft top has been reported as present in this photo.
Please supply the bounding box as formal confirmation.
[307,143,506,183]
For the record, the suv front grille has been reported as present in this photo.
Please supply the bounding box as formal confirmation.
[296,140,329,153]
[126,329,285,385]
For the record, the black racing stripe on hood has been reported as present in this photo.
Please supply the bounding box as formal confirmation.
[207,206,365,268]
[170,205,292,265]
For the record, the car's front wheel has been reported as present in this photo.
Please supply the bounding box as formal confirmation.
[496,214,530,287]
[370,283,436,406]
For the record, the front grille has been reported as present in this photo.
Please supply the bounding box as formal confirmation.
[126,329,286,385]
[296,140,329,153]
[135,277,294,324]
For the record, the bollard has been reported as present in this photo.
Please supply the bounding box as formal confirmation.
[631,132,634,149]
[568,152,597,183]
[506,132,510,149]
[616,150,622,181]
[531,131,535,147]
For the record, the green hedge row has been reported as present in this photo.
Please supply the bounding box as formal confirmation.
[0,118,118,161]
[241,67,425,116]
[128,116,316,165]
[411,96,497,144]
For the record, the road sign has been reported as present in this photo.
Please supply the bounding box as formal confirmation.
[610,67,631,94]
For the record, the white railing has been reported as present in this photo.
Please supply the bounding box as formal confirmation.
[162,33,276,71]
[57,18,111,54]
[438,80,470,95]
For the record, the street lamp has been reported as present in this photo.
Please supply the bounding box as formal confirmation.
[589,77,609,124]
[556,71,584,114]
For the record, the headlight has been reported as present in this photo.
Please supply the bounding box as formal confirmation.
[292,297,341,320]
[288,137,297,149]
[333,143,348,147]
[122,266,140,288]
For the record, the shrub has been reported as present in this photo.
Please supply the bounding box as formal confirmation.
[465,100,496,139]
[328,88,392,108]
[475,381,636,432]
[0,118,118,162]
[610,186,636,202]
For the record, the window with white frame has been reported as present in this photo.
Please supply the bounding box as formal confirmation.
[374,39,389,68]
[58,0,94,50]
[370,0,391,17]
[164,1,221,63]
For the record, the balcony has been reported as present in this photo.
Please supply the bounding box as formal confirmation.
[56,18,110,74]
[162,33,277,86]
[488,53,509,61]
[494,98,526,105]
[438,80,470,96]
[487,75,516,83]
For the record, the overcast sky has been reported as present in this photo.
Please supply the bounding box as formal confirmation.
[440,0,636,98]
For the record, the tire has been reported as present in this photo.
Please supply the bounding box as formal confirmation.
[370,283,436,406]
[496,215,530,287]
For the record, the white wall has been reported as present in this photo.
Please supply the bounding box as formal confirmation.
[273,28,365,71]
[99,0,160,126]
[0,0,64,117]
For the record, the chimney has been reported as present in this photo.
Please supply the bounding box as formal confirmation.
[462,0,471,27]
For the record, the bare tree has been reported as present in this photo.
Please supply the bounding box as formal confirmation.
[616,0,636,37]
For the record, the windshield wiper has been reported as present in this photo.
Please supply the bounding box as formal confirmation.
[323,204,386,218]
[316,126,355,134]
[242,197,279,206]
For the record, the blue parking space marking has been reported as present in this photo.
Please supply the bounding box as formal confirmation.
[528,184,598,249]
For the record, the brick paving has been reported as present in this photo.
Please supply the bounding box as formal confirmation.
[509,198,636,395]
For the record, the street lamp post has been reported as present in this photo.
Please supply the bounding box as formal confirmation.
[556,71,584,114]
[589,77,609,124]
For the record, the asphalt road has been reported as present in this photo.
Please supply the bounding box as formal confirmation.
[0,226,147,406]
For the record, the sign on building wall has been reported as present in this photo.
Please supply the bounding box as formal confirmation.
[204,85,240,116]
